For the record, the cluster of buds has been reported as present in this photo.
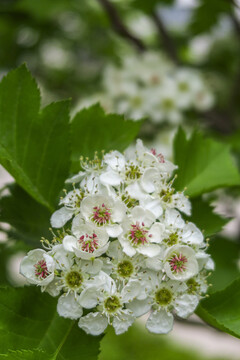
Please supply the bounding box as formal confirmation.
[20,140,213,335]
[76,51,214,124]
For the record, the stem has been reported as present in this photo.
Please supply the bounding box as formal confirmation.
[97,0,146,52]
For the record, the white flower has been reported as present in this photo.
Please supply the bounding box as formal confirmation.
[79,273,136,335]
[20,249,55,286]
[54,262,87,296]
[160,209,203,248]
[136,139,177,174]
[163,244,199,281]
[63,216,109,259]
[106,240,148,299]
[153,181,191,216]
[119,206,162,257]
[129,274,198,334]
[50,189,85,228]
[80,194,126,237]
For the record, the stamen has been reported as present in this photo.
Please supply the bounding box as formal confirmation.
[169,253,187,273]
[128,222,150,245]
[151,148,165,163]
[34,260,49,279]
[92,203,111,225]
[79,233,99,253]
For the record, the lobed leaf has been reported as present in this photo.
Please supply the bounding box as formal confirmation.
[207,237,240,294]
[0,184,51,246]
[186,197,229,237]
[0,349,49,359]
[0,65,70,211]
[173,128,240,197]
[0,286,102,359]
[197,278,240,339]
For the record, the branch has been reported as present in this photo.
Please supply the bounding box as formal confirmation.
[230,12,240,39]
[152,10,180,65]
[97,0,146,52]
[200,110,236,135]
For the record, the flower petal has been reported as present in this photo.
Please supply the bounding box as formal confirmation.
[121,280,141,302]
[100,170,122,186]
[57,293,83,320]
[78,312,108,335]
[146,309,173,334]
[175,294,199,318]
[50,207,73,228]
[126,298,151,317]
[137,244,160,258]
[112,309,135,335]
[62,235,78,253]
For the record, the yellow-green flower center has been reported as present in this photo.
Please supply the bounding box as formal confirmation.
[125,165,142,180]
[117,260,134,278]
[104,295,121,313]
[164,232,179,246]
[155,288,172,306]
[187,278,199,294]
[65,271,83,288]
[160,189,174,203]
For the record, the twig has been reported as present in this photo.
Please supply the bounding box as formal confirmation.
[199,110,235,134]
[230,10,240,40]
[97,0,146,52]
[152,10,180,65]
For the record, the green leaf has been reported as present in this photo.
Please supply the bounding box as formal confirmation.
[197,278,240,339]
[0,349,48,359]
[0,184,51,246]
[0,65,70,210]
[186,197,229,237]
[70,104,141,173]
[0,286,102,359]
[173,128,240,197]
[207,237,240,294]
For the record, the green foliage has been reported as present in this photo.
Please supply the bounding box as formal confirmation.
[173,128,240,197]
[207,237,240,294]
[187,197,229,237]
[70,104,142,173]
[197,237,240,337]
[0,65,70,211]
[189,0,232,35]
[0,184,51,246]
[197,278,240,339]
[0,286,102,359]
[15,0,73,20]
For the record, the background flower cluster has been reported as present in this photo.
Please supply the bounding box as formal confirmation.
[76,51,215,124]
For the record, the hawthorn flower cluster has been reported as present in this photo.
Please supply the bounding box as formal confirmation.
[20,140,213,335]
[76,51,214,124]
